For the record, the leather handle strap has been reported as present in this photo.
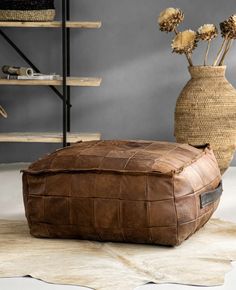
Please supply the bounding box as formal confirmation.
[200,182,223,209]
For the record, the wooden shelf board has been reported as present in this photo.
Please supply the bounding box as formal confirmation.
[0,21,102,29]
[0,77,102,87]
[0,132,101,143]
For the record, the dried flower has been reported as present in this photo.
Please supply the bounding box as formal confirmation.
[197,24,218,41]
[172,30,198,54]
[158,7,184,32]
[220,15,236,39]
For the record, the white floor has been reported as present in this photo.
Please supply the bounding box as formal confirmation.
[0,163,235,290]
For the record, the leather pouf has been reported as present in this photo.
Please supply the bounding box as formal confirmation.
[22,140,222,246]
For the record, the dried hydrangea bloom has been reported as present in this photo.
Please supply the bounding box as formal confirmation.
[172,30,198,54]
[197,24,218,41]
[158,7,184,32]
[220,15,236,39]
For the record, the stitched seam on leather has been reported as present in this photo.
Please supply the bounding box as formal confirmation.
[67,196,70,226]
[92,198,101,241]
[175,175,221,200]
[146,175,153,243]
[27,194,174,202]
[93,142,115,241]
[93,142,109,241]
[152,145,180,170]
[31,223,178,229]
[69,175,73,225]
[172,174,179,245]
[97,141,111,169]
[189,164,203,232]
[190,163,205,189]
[178,209,217,226]
[23,169,173,176]
[79,140,102,155]
[24,174,31,224]
[118,174,125,241]
[122,142,154,170]
[93,141,116,194]
[44,155,54,200]
[185,164,204,196]
[73,140,101,167]
[43,196,50,236]
[174,151,206,173]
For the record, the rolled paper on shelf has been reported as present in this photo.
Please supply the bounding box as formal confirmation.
[0,105,7,118]
[2,66,34,77]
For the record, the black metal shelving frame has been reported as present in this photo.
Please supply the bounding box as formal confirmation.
[0,0,72,147]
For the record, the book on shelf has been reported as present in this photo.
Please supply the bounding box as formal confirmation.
[4,73,61,80]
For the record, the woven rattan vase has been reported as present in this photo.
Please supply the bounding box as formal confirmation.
[175,66,236,174]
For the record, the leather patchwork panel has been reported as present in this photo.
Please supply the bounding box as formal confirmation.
[149,200,176,227]
[120,175,147,200]
[51,156,76,169]
[151,226,178,246]
[27,196,44,222]
[75,155,104,169]
[71,173,96,197]
[27,175,46,195]
[124,228,151,244]
[95,174,121,198]
[45,174,71,196]
[99,157,128,170]
[125,158,155,172]
[178,220,196,244]
[175,195,197,223]
[44,197,70,225]
[70,198,94,227]
[147,175,173,201]
[121,201,148,228]
[174,174,194,197]
[94,199,120,229]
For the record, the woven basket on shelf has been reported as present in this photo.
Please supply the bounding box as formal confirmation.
[175,66,236,174]
[0,0,55,22]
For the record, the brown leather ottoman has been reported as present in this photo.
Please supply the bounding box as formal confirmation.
[22,140,222,246]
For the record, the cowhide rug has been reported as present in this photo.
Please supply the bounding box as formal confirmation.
[0,219,236,290]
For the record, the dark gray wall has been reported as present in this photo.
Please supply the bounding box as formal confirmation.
[0,0,235,165]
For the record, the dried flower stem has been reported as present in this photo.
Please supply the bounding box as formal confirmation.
[204,40,211,66]
[219,39,233,65]
[174,28,193,66]
[174,27,178,35]
[213,38,227,66]
[186,53,193,66]
[0,105,7,118]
